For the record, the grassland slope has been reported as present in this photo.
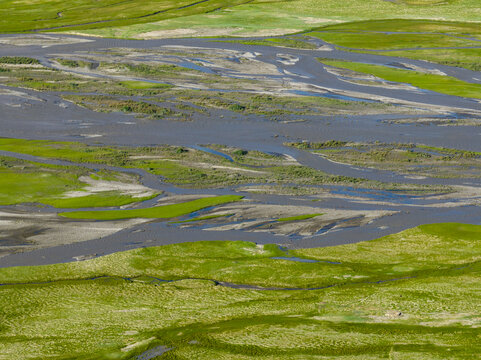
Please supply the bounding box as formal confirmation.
[0,223,479,359]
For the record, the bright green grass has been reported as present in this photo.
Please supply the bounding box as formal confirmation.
[309,31,480,50]
[120,80,172,90]
[0,222,478,289]
[0,138,261,187]
[0,155,158,208]
[313,19,481,40]
[44,191,160,209]
[374,48,481,71]
[308,19,481,71]
[0,223,479,359]
[60,195,243,220]
[277,213,323,222]
[320,59,481,99]
[78,0,481,39]
[0,0,252,33]
[0,167,81,206]
[0,138,454,194]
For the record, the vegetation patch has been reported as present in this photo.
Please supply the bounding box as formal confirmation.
[277,213,323,222]
[120,80,172,89]
[320,59,481,100]
[285,140,348,150]
[225,38,317,49]
[64,95,174,119]
[0,56,40,65]
[0,138,451,193]
[76,0,481,39]
[0,223,479,358]
[45,191,159,209]
[0,0,253,33]
[303,140,481,179]
[0,155,158,208]
[60,195,243,220]
[309,31,481,51]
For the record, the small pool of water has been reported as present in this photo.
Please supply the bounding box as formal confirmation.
[328,185,418,203]
[192,145,234,162]
[178,61,216,74]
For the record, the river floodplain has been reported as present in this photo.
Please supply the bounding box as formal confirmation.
[0,8,480,358]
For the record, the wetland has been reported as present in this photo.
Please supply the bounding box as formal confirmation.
[0,5,480,359]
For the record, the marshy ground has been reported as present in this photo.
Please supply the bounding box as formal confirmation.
[0,9,480,359]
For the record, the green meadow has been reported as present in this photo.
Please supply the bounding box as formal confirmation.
[309,19,481,71]
[75,0,481,39]
[320,59,481,99]
[0,0,252,33]
[1,2,480,358]
[0,223,479,359]
[1,138,440,193]
[309,31,480,50]
[1,0,479,38]
[60,195,243,220]
[0,155,158,208]
[380,48,481,72]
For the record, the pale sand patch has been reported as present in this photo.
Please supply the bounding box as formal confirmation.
[277,54,299,66]
[404,175,428,180]
[324,66,419,91]
[283,69,311,79]
[299,17,343,25]
[121,337,156,352]
[432,185,481,202]
[79,134,102,138]
[191,162,267,174]
[395,62,446,76]
[0,210,147,256]
[0,34,93,47]
[313,185,481,208]
[62,176,157,199]
[136,27,301,39]
[155,194,214,206]
[282,154,300,165]
[239,28,302,37]
[420,313,481,327]
[292,82,481,116]
[0,88,44,102]
[188,203,395,236]
[129,155,178,160]
[136,27,244,39]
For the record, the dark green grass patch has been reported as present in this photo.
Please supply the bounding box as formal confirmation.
[0,57,40,65]
[277,214,323,222]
